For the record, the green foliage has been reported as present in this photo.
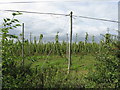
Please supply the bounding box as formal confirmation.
[105,33,111,44]
[12,11,22,16]
[85,32,88,44]
[55,31,59,43]
[39,34,43,43]
[86,43,119,88]
[92,35,95,43]
[1,12,22,89]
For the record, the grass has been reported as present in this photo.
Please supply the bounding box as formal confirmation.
[14,54,99,88]
[17,54,98,76]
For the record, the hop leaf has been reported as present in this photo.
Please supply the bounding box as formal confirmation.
[12,13,17,16]
[3,19,7,23]
[14,19,19,22]
[6,18,10,21]
[15,24,21,26]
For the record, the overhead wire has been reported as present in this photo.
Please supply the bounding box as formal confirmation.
[73,15,119,23]
[1,8,119,42]
[0,1,89,4]
[0,10,69,16]
[0,1,55,4]
[0,9,119,23]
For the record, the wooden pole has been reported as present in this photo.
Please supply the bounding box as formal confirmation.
[30,32,32,43]
[66,33,69,58]
[29,32,32,55]
[68,11,73,74]
[22,23,24,67]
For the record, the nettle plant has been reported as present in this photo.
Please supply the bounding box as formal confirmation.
[1,12,22,43]
[1,12,22,73]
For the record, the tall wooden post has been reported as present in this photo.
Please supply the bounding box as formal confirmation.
[66,33,69,58]
[29,32,32,55]
[22,23,24,67]
[30,32,32,43]
[68,11,73,74]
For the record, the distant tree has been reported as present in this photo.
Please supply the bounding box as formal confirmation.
[85,32,88,44]
[39,34,43,43]
[55,31,59,43]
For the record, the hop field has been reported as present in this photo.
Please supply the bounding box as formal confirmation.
[1,12,120,89]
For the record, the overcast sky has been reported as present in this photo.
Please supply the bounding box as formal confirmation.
[0,0,119,42]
